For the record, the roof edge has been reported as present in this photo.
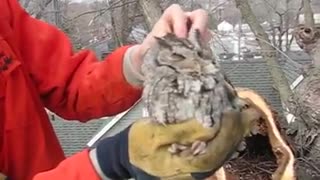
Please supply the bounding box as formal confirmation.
[86,99,142,147]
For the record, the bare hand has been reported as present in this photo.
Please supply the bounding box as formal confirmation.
[131,4,210,71]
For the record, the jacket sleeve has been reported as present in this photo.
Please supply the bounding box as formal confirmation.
[10,0,142,121]
[33,150,101,180]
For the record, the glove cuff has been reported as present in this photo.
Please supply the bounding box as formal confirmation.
[123,45,145,87]
[89,148,111,180]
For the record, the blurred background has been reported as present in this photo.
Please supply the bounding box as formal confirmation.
[17,0,319,159]
[18,0,320,60]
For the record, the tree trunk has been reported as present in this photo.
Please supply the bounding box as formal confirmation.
[34,0,53,19]
[203,0,218,30]
[277,15,284,51]
[138,0,163,30]
[22,0,32,9]
[288,25,320,177]
[233,0,293,126]
[288,68,320,178]
[110,13,122,47]
[303,0,315,28]
[271,22,277,47]
[285,0,290,51]
[53,0,62,28]
[110,0,138,46]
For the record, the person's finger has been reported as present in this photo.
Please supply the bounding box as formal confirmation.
[151,19,172,38]
[162,4,188,38]
[186,9,209,36]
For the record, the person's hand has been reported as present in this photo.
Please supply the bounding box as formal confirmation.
[130,4,211,76]
[88,101,258,180]
[88,119,220,180]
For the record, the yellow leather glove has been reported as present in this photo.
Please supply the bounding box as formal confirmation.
[128,106,260,179]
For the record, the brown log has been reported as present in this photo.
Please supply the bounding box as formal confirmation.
[208,88,296,180]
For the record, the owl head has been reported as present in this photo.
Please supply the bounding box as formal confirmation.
[150,29,217,75]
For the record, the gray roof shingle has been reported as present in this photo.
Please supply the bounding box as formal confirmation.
[221,60,283,111]
[51,117,107,157]
[101,101,144,137]
[280,51,312,84]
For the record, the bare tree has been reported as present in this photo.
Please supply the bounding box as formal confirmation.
[259,0,303,51]
[138,0,163,30]
[303,0,315,27]
[34,0,54,20]
[19,0,32,9]
[234,0,293,125]
[110,0,140,47]
[232,0,320,178]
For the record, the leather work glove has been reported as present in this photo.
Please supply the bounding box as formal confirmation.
[89,107,260,180]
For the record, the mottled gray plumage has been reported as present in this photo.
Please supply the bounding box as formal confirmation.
[142,30,238,125]
[141,30,241,155]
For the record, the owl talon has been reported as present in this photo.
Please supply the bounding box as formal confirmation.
[168,143,188,154]
[230,151,240,160]
[191,140,207,155]
[229,140,247,160]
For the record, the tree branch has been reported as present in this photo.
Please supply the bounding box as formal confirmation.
[69,0,136,21]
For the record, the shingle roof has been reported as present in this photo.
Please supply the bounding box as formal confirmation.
[280,51,311,84]
[51,117,107,157]
[221,60,283,111]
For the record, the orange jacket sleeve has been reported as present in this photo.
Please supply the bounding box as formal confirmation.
[10,0,142,121]
[33,149,101,180]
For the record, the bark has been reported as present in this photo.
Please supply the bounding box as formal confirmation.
[288,68,320,178]
[22,0,32,9]
[288,25,320,176]
[110,0,139,46]
[138,0,163,30]
[270,22,277,47]
[34,0,53,19]
[233,0,293,126]
[303,0,315,28]
[276,13,284,51]
[285,0,290,51]
[288,0,304,50]
[53,0,62,28]
[110,13,122,47]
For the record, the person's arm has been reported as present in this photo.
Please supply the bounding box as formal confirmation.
[9,0,143,121]
[32,150,102,180]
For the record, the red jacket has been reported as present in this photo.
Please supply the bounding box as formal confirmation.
[0,0,142,179]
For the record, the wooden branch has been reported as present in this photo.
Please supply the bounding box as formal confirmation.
[69,0,136,21]
[34,0,54,19]
[138,0,163,30]
[303,0,315,27]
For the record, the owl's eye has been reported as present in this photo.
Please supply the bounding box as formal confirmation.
[171,53,185,60]
[197,51,203,57]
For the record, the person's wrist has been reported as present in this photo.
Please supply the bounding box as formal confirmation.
[131,44,144,70]
[123,45,145,87]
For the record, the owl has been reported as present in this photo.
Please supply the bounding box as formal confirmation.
[141,29,242,155]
